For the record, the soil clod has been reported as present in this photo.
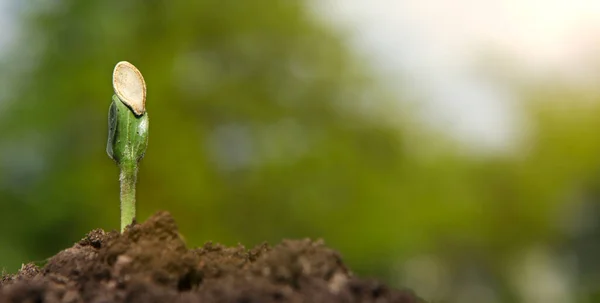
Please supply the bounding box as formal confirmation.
[1,211,423,303]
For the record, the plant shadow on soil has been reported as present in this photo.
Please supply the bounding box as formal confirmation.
[1,211,423,303]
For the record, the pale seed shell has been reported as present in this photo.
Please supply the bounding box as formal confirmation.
[112,61,146,115]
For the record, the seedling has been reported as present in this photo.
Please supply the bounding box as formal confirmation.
[107,61,149,232]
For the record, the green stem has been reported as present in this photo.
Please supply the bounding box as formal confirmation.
[119,160,138,232]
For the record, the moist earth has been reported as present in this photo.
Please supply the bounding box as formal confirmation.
[0,211,423,303]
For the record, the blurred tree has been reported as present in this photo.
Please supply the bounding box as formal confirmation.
[0,0,418,274]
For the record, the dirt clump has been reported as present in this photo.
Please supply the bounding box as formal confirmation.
[0,211,423,303]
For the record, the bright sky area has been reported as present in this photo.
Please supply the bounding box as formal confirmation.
[318,0,600,152]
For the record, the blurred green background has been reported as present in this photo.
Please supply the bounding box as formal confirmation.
[2,1,600,302]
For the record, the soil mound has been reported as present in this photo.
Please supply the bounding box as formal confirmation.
[1,211,422,303]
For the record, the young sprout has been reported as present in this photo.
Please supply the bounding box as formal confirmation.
[107,61,149,232]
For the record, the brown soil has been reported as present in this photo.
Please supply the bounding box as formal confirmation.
[0,211,423,303]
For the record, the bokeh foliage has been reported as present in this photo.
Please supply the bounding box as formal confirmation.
[0,0,416,272]
[2,1,600,302]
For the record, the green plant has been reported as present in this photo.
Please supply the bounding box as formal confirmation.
[106,61,149,232]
